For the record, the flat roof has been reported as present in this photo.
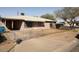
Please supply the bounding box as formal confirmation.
[2,16,54,22]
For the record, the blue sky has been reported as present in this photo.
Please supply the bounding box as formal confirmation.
[0,7,62,16]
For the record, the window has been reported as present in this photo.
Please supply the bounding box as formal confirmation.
[25,21,44,27]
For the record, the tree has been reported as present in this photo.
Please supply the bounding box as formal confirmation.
[41,14,54,20]
[55,7,79,28]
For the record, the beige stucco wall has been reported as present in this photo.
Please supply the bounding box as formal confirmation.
[20,22,52,30]
[52,23,56,28]
[44,23,51,29]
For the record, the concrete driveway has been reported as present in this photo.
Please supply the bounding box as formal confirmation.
[11,31,78,52]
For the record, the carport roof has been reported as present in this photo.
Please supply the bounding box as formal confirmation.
[2,16,54,22]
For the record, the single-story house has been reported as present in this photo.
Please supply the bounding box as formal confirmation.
[0,15,55,30]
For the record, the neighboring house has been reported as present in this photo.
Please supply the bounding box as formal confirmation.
[65,19,71,26]
[74,16,79,26]
[0,15,55,30]
[56,17,65,24]
[55,17,65,28]
[66,16,79,26]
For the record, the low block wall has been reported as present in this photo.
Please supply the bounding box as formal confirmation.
[3,29,64,41]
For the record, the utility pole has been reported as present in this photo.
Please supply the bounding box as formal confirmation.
[17,11,19,16]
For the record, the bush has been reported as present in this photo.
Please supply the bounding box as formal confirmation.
[16,39,22,44]
[0,34,7,43]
